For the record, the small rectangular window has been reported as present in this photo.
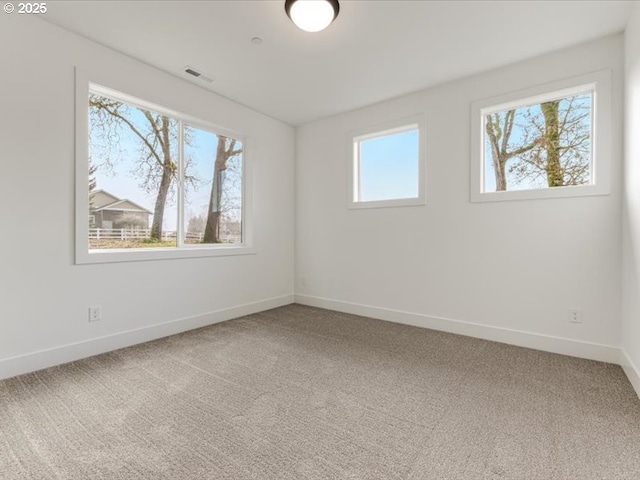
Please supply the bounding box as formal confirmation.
[350,117,425,208]
[471,70,611,202]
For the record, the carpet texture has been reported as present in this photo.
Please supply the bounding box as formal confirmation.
[1,304,639,479]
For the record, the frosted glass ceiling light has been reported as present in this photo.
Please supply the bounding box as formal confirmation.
[285,0,340,33]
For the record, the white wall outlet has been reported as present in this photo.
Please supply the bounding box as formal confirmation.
[300,276,307,287]
[89,305,102,322]
[569,308,582,324]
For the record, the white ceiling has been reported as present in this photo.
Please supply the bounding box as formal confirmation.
[43,0,633,126]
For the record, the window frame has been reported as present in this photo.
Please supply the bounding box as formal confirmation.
[348,115,426,209]
[470,69,612,203]
[75,69,254,264]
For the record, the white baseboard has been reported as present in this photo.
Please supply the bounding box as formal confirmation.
[6,293,637,399]
[295,294,621,364]
[0,294,294,381]
[620,349,640,399]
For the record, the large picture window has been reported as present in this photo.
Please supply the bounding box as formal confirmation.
[470,70,611,202]
[76,74,251,263]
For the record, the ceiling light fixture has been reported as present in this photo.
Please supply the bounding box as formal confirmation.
[285,0,340,33]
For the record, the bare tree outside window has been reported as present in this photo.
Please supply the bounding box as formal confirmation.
[483,92,592,193]
[88,89,243,250]
[183,126,243,245]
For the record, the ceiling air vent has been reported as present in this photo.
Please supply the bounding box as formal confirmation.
[183,66,214,84]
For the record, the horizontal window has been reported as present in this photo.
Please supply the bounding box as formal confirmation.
[470,70,611,202]
[350,117,426,209]
[75,71,252,264]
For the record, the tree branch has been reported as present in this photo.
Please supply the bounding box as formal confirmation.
[90,99,164,167]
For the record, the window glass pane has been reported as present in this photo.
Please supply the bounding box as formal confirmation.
[183,126,243,245]
[483,92,592,193]
[357,128,419,202]
[88,92,178,249]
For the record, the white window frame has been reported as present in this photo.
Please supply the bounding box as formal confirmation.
[470,69,611,203]
[348,115,426,209]
[75,69,253,264]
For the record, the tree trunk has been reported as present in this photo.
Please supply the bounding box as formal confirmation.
[203,138,230,243]
[491,141,507,191]
[150,118,174,241]
[541,101,563,187]
[150,169,172,240]
[486,114,508,191]
[203,210,221,243]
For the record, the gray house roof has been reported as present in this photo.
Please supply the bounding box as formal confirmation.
[90,189,152,214]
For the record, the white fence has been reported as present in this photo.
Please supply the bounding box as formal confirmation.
[89,228,204,242]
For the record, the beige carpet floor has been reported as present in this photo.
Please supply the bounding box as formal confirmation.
[1,304,640,479]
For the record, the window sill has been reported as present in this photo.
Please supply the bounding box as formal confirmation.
[471,183,609,203]
[348,197,426,209]
[76,245,256,265]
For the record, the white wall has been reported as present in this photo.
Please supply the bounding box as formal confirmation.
[0,15,629,383]
[296,35,624,363]
[0,16,295,379]
[622,2,640,394]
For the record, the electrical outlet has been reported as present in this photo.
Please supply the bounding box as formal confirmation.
[89,305,102,322]
[300,276,307,287]
[569,308,582,324]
